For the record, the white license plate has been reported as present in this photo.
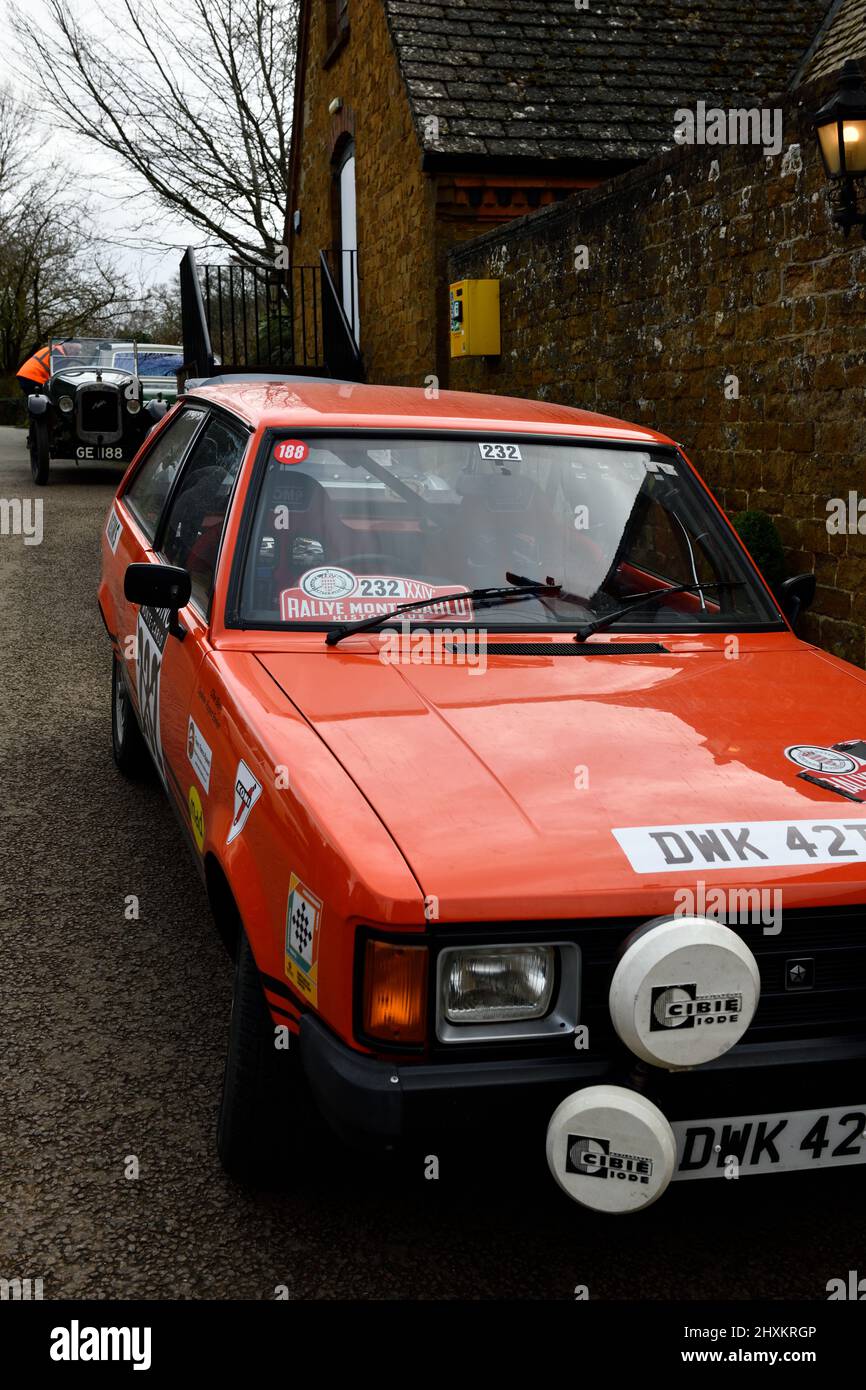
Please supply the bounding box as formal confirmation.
[672,1103,866,1180]
[76,446,127,461]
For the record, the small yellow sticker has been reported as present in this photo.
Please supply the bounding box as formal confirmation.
[188,785,205,852]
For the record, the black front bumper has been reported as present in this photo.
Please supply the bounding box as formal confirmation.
[299,1015,866,1149]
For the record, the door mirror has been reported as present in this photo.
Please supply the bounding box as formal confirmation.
[124,562,191,611]
[778,573,816,626]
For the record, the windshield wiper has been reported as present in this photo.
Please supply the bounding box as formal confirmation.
[573,580,746,641]
[325,576,561,646]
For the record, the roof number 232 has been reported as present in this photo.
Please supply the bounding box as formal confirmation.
[479,442,522,461]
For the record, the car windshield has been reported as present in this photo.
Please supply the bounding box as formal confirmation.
[237,434,783,631]
[50,338,135,373]
[113,349,182,376]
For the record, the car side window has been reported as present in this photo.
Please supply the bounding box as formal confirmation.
[160,414,248,614]
[123,407,206,542]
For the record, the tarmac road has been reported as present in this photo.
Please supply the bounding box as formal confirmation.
[1,422,864,1302]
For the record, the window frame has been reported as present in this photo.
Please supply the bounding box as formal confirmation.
[224,428,788,635]
[323,0,350,66]
[154,404,253,622]
[121,403,210,546]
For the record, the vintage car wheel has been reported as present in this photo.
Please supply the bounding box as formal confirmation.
[111,654,150,777]
[217,930,318,1186]
[29,417,50,486]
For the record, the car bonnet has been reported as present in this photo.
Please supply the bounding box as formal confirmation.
[255,636,866,921]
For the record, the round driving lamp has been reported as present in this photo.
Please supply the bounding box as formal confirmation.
[126,398,141,414]
[58,396,74,413]
[814,59,866,178]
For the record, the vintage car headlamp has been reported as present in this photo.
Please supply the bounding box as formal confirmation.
[126,398,141,414]
[58,395,74,413]
[441,944,555,1023]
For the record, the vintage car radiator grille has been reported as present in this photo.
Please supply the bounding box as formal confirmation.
[79,388,120,435]
[578,904,866,1051]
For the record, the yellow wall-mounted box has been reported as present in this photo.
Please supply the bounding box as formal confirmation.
[449,279,500,357]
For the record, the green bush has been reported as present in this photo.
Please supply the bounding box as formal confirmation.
[732,510,786,591]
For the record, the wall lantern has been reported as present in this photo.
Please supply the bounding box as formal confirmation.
[814,58,866,236]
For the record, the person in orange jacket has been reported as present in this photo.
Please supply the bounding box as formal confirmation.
[16,341,80,396]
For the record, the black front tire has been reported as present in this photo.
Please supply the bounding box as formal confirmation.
[217,931,317,1186]
[29,416,50,486]
[111,653,150,777]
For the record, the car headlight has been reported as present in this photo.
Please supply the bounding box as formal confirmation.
[126,398,141,414]
[441,944,555,1024]
[58,396,73,413]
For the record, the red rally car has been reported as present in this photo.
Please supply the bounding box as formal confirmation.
[98,376,866,1214]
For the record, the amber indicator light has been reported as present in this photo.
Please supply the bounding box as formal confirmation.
[363,940,428,1043]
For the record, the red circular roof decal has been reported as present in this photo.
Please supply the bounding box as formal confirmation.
[274,440,309,464]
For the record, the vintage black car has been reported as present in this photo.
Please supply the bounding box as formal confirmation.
[27,339,168,485]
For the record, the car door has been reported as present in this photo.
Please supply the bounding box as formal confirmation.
[150,410,250,849]
[108,403,209,787]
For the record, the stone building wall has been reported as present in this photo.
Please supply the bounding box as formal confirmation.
[290,0,438,383]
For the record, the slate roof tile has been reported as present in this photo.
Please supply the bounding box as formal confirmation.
[382,0,834,160]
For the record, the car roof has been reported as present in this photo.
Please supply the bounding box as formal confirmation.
[182,379,675,445]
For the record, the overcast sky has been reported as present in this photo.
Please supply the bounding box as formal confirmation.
[0,0,203,288]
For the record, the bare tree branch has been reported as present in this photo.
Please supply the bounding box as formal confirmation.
[0,90,140,374]
[10,0,298,266]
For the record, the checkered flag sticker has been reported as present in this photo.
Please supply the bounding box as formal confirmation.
[285,877,322,973]
[291,901,313,960]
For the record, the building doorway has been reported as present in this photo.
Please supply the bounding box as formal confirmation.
[336,140,360,343]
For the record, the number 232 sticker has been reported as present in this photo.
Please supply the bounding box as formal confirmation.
[479,442,521,461]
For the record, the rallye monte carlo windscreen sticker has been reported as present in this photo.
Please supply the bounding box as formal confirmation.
[284,873,323,1006]
[280,566,474,623]
[136,606,171,781]
[785,740,866,802]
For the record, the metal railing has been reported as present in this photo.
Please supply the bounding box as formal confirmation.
[201,260,319,370]
[323,248,360,344]
[179,247,363,382]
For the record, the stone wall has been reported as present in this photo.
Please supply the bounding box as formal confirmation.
[447,74,866,664]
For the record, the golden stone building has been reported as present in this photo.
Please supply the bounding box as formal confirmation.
[286,0,838,386]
